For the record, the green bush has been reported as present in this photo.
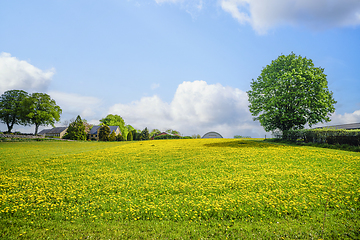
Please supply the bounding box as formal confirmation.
[127,131,133,141]
[282,128,360,146]
[154,134,181,140]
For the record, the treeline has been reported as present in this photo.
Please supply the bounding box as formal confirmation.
[0,90,62,134]
[63,114,198,141]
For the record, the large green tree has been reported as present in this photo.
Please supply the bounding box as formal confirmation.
[0,90,29,133]
[247,53,336,135]
[63,115,87,140]
[24,93,62,135]
[99,114,127,138]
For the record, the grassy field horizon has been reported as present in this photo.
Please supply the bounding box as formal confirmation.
[1,139,359,239]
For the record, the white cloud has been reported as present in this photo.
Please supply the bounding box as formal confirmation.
[315,109,360,127]
[48,91,103,120]
[109,80,266,137]
[153,0,360,33]
[0,52,54,94]
[220,0,360,34]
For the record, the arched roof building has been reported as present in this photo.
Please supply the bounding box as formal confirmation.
[202,131,223,138]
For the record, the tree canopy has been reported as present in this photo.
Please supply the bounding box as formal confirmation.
[150,129,161,138]
[99,114,127,138]
[141,127,150,140]
[24,93,62,135]
[247,53,336,135]
[63,115,87,140]
[0,90,29,133]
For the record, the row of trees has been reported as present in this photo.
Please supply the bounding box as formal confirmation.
[0,90,62,134]
[66,53,337,141]
[96,125,151,141]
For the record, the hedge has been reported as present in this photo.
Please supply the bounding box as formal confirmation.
[153,134,182,140]
[281,128,360,146]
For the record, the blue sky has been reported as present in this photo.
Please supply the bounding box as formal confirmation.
[1,0,360,137]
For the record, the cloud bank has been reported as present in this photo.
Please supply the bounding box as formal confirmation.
[109,80,266,138]
[0,52,54,94]
[48,91,103,122]
[221,0,360,33]
[154,0,360,33]
[315,109,360,128]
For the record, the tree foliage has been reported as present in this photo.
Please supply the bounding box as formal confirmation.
[141,127,150,140]
[100,114,127,139]
[116,133,125,141]
[99,125,110,141]
[109,130,117,141]
[63,115,87,140]
[165,129,180,135]
[247,53,336,135]
[150,129,161,138]
[24,93,62,135]
[131,129,141,141]
[191,134,201,139]
[0,90,29,133]
[127,131,133,141]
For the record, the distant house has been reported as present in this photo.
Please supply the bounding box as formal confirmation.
[38,129,52,137]
[38,127,68,138]
[202,131,223,138]
[316,123,360,130]
[88,126,121,140]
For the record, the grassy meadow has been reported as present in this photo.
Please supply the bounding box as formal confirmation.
[0,139,359,239]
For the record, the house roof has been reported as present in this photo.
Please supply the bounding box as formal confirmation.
[47,127,68,134]
[38,129,51,135]
[317,123,360,130]
[89,126,121,135]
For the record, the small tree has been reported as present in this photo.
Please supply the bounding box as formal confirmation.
[116,133,124,141]
[141,127,150,140]
[191,134,201,139]
[132,129,141,141]
[64,115,87,140]
[127,131,133,141]
[247,52,336,136]
[109,130,117,141]
[0,90,29,133]
[99,125,110,141]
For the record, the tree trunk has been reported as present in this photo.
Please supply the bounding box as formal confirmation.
[34,124,39,135]
[6,122,13,133]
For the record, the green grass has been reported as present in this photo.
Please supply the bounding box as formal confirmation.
[0,139,359,239]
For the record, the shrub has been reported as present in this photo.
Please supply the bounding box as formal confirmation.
[108,130,117,141]
[99,125,110,141]
[154,134,181,140]
[127,131,133,141]
[116,134,125,141]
